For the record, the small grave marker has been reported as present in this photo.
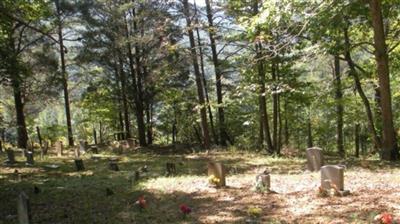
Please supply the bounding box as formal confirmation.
[79,141,88,154]
[255,171,270,192]
[306,147,324,171]
[56,141,63,157]
[74,147,80,158]
[166,162,176,176]
[320,165,350,196]
[25,151,34,165]
[207,162,226,187]
[109,161,119,171]
[17,191,31,224]
[5,149,15,165]
[74,159,85,171]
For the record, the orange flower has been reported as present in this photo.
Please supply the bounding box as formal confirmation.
[135,196,146,209]
[381,213,393,224]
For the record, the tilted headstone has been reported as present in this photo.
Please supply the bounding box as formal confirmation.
[5,149,15,164]
[207,162,226,187]
[74,147,80,158]
[321,165,350,196]
[127,138,136,149]
[74,159,85,171]
[56,141,63,157]
[256,173,270,191]
[79,141,88,153]
[90,146,98,154]
[17,191,31,224]
[25,151,34,165]
[306,147,324,171]
[166,162,176,176]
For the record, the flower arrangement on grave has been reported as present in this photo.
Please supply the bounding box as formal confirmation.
[179,204,192,219]
[208,174,220,186]
[247,206,262,218]
[374,212,398,224]
[135,196,147,210]
[317,183,340,197]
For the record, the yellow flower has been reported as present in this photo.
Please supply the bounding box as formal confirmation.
[247,207,262,217]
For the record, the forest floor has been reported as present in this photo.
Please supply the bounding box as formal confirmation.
[1,145,400,224]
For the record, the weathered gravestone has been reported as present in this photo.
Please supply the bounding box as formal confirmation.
[306,147,324,171]
[25,151,34,165]
[255,172,270,191]
[320,165,350,196]
[79,141,88,154]
[90,145,98,154]
[74,147,80,158]
[207,162,226,187]
[74,159,85,171]
[56,141,63,157]
[127,138,136,149]
[17,191,31,224]
[109,161,119,171]
[5,149,15,165]
[166,162,176,176]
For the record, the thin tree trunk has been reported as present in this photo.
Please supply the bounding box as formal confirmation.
[182,0,211,149]
[36,126,42,148]
[99,121,103,144]
[307,116,313,148]
[146,103,153,145]
[204,0,229,146]
[118,56,131,139]
[123,14,147,147]
[11,73,28,149]
[343,26,381,151]
[93,127,97,145]
[284,100,289,146]
[334,55,344,157]
[56,0,74,147]
[369,0,398,160]
[194,3,218,145]
[355,124,360,157]
[272,61,279,154]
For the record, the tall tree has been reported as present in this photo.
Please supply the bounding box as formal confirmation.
[333,55,344,157]
[182,0,211,149]
[369,0,398,160]
[204,0,229,146]
[55,0,74,146]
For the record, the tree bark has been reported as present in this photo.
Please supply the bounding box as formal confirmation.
[56,0,74,147]
[355,123,360,157]
[36,126,42,148]
[146,103,153,145]
[334,55,344,157]
[123,14,147,146]
[369,0,398,160]
[182,0,211,149]
[307,116,313,148]
[194,3,218,145]
[272,61,279,154]
[11,72,28,149]
[343,26,381,151]
[118,56,131,139]
[204,0,229,146]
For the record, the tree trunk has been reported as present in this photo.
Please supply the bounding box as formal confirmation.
[343,26,381,151]
[123,14,147,147]
[369,0,398,160]
[272,61,279,154]
[194,4,218,145]
[204,0,229,146]
[284,100,289,146]
[11,73,28,149]
[307,116,313,148]
[182,0,211,149]
[93,127,97,145]
[36,126,42,148]
[56,0,74,147]
[99,121,103,144]
[118,56,131,139]
[334,55,345,157]
[146,103,153,145]
[355,123,360,157]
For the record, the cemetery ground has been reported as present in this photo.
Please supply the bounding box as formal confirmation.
[1,146,400,224]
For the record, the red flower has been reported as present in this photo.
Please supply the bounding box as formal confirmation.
[381,213,393,224]
[135,196,146,209]
[180,204,192,215]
